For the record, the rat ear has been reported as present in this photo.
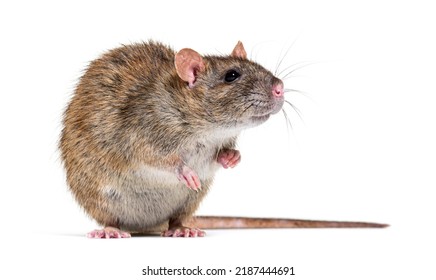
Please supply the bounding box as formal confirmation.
[231,41,247,59]
[175,48,205,88]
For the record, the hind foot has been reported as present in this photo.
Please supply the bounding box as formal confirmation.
[161,226,205,237]
[87,227,131,239]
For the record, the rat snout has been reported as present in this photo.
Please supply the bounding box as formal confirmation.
[270,79,285,114]
[272,81,284,98]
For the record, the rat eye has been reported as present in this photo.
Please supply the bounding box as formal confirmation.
[224,70,241,83]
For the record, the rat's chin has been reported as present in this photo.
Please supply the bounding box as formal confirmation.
[271,101,284,114]
[246,103,283,126]
[250,105,282,123]
[250,114,271,123]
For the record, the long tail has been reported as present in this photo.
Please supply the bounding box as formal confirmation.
[186,216,389,229]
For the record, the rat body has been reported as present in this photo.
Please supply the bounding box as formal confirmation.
[60,41,386,238]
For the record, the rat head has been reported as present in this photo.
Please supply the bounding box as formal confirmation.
[175,41,284,130]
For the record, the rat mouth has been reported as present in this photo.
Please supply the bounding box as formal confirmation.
[244,96,284,125]
[251,102,283,121]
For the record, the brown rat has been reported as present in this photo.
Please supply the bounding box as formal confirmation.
[60,41,387,238]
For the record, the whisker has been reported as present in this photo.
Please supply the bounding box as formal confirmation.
[281,108,293,132]
[284,88,306,94]
[284,100,304,122]
[284,88,310,97]
[275,44,295,76]
[276,61,312,78]
[280,61,318,81]
[249,40,274,62]
[240,101,256,116]
[285,88,315,104]
[274,36,300,76]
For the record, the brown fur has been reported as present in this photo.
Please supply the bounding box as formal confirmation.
[60,41,284,234]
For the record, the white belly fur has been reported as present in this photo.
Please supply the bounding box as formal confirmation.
[101,134,236,231]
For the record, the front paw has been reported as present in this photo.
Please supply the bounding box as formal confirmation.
[217,149,241,169]
[176,164,201,191]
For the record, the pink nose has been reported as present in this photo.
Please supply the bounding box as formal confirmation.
[272,82,284,98]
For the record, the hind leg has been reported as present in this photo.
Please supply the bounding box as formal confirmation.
[84,199,132,238]
[161,191,209,238]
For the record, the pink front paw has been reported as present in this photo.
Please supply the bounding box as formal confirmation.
[217,149,241,169]
[177,164,201,191]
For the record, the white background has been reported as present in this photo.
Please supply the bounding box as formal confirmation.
[1,0,435,279]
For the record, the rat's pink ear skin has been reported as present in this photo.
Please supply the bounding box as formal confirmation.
[175,48,205,88]
[231,41,247,59]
